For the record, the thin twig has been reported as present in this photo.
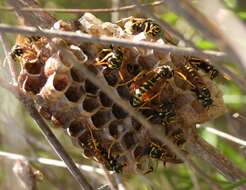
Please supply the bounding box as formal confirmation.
[112,174,125,190]
[0,150,106,175]
[0,24,226,60]
[111,0,120,23]
[101,165,117,190]
[1,1,163,14]
[197,125,246,147]
[185,129,246,182]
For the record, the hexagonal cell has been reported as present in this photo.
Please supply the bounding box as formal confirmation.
[67,119,86,137]
[99,91,113,107]
[24,61,43,75]
[112,104,128,119]
[23,75,47,94]
[70,67,84,83]
[108,120,127,139]
[116,86,131,100]
[126,63,141,76]
[82,96,100,112]
[122,131,136,150]
[65,85,84,102]
[84,79,98,94]
[108,142,123,154]
[133,145,147,160]
[91,109,112,128]
[103,69,119,86]
[53,74,69,91]
[51,113,69,128]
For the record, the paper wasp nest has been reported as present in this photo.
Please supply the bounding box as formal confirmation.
[14,13,226,174]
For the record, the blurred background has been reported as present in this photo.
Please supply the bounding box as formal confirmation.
[0,0,245,189]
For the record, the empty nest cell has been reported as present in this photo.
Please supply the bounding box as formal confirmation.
[82,96,100,112]
[67,119,86,137]
[91,109,112,128]
[65,85,85,102]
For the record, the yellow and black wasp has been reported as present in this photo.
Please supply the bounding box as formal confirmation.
[117,17,162,38]
[117,17,178,44]
[96,45,131,84]
[9,35,42,64]
[96,45,123,70]
[80,126,125,173]
[100,147,126,173]
[130,65,174,107]
[158,101,176,126]
[145,141,183,169]
[191,86,213,108]
[188,57,219,80]
[143,19,162,39]
[140,100,176,127]
[171,128,186,146]
[10,44,24,62]
[172,55,213,108]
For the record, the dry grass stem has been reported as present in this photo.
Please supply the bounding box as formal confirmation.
[0,24,226,60]
[1,1,164,14]
[0,150,106,175]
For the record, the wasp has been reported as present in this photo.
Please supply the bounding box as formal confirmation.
[188,57,219,80]
[117,17,162,39]
[148,142,167,160]
[116,17,145,34]
[146,142,183,166]
[158,101,176,126]
[96,46,123,70]
[140,101,176,127]
[10,44,24,62]
[81,127,125,173]
[143,19,162,39]
[130,65,174,107]
[171,129,186,146]
[9,35,41,64]
[100,147,125,173]
[96,45,129,82]
[173,55,213,108]
[191,86,213,108]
